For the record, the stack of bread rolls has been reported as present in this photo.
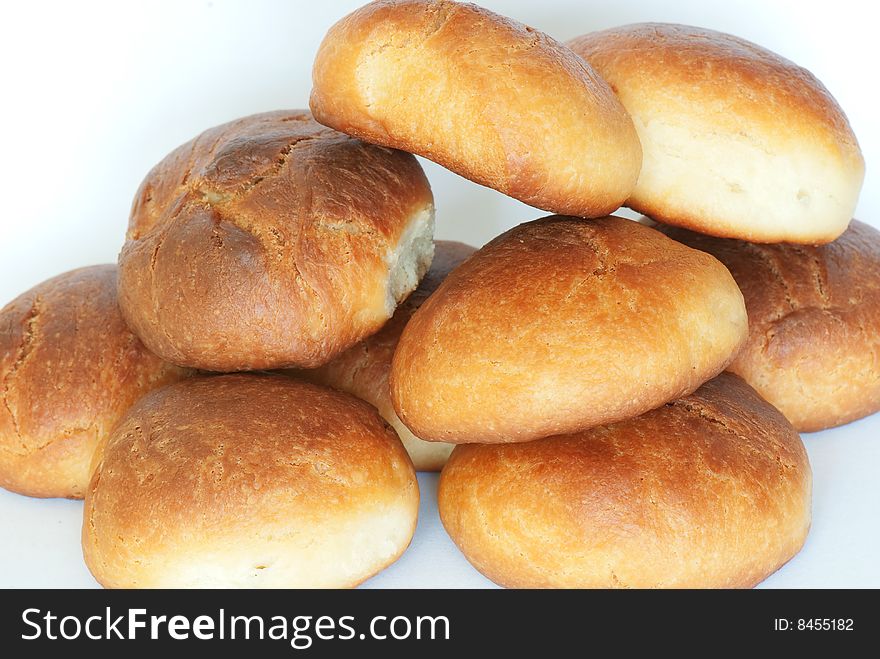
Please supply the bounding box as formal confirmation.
[1,1,874,589]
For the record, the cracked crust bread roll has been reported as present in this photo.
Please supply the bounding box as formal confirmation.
[118,110,434,372]
[568,23,864,244]
[310,0,642,218]
[390,216,748,443]
[439,373,812,588]
[83,374,419,588]
[0,265,189,499]
[657,220,880,432]
[293,240,476,471]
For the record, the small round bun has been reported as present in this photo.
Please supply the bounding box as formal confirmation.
[657,220,880,432]
[439,374,812,588]
[0,265,188,499]
[118,110,434,371]
[83,374,418,588]
[569,23,864,243]
[294,240,476,471]
[390,216,748,443]
[311,0,641,218]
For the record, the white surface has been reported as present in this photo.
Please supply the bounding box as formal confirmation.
[0,0,877,588]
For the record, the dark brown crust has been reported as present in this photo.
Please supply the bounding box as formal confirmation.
[118,110,433,371]
[83,373,419,588]
[0,265,189,498]
[439,373,812,588]
[390,216,748,443]
[292,241,476,471]
[657,220,880,431]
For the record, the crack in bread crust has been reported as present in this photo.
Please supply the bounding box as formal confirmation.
[1,296,41,445]
[118,110,434,371]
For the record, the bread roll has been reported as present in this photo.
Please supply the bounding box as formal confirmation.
[118,110,434,371]
[569,23,864,243]
[439,373,812,588]
[658,220,880,432]
[0,265,188,499]
[390,216,748,443]
[293,240,475,471]
[83,374,419,588]
[311,0,641,218]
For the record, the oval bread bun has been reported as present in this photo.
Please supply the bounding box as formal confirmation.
[390,216,748,443]
[0,265,189,499]
[83,374,419,588]
[657,220,880,432]
[569,23,864,244]
[118,110,435,371]
[293,240,476,471]
[310,0,641,218]
[439,373,812,588]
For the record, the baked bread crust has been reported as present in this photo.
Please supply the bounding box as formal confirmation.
[569,23,864,243]
[118,110,434,371]
[293,240,476,470]
[311,0,641,217]
[390,216,748,443]
[0,265,188,498]
[439,373,812,588]
[83,374,419,588]
[658,220,880,431]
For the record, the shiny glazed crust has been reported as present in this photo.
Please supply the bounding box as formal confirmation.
[658,220,880,431]
[83,374,419,588]
[390,216,748,443]
[569,23,864,243]
[118,110,434,371]
[439,374,812,588]
[311,0,642,217]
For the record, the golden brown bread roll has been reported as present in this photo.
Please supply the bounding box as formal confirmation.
[439,373,812,588]
[83,374,419,588]
[118,110,434,371]
[311,0,642,218]
[569,23,864,243]
[0,265,189,499]
[293,240,476,471]
[657,220,880,432]
[390,216,748,443]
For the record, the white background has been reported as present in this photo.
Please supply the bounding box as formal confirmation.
[0,0,877,588]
